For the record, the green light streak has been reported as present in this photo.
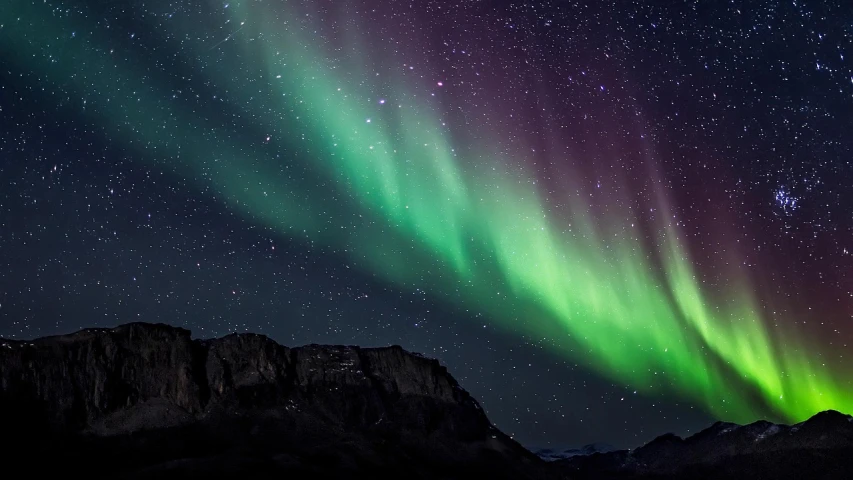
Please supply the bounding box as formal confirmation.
[3,0,850,423]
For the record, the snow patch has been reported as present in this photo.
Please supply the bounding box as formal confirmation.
[755,425,781,441]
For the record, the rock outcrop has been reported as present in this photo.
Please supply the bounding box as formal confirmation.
[0,323,551,479]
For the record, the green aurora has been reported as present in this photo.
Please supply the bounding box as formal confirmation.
[2,0,850,422]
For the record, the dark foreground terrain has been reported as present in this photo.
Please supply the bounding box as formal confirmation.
[0,322,550,479]
[1,322,852,479]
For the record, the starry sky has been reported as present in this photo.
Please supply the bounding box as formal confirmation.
[1,0,852,449]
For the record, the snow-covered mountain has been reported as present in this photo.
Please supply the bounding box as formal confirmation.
[534,442,617,461]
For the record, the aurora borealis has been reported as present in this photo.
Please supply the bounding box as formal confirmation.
[1,0,852,446]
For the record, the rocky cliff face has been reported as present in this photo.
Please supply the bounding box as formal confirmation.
[0,323,549,479]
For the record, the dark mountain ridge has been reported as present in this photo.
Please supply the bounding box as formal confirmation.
[2,322,852,479]
[0,322,549,479]
[560,409,853,479]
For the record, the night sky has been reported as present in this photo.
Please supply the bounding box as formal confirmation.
[1,0,852,449]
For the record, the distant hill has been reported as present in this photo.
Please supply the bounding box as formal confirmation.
[556,410,853,479]
[535,442,617,461]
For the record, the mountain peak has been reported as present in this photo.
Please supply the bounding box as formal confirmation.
[558,409,853,479]
[803,409,853,425]
[0,322,545,479]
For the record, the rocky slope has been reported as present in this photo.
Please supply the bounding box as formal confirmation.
[558,410,853,479]
[0,323,553,479]
[4,322,852,479]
